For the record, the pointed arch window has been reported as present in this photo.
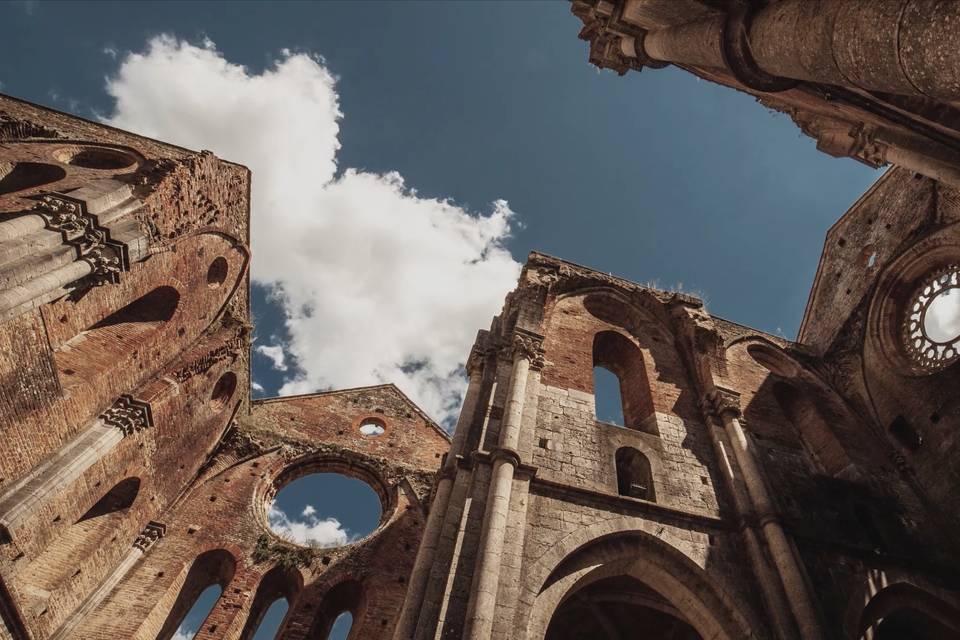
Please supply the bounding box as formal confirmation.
[309,581,362,639]
[157,549,236,640]
[327,612,353,639]
[239,565,301,640]
[592,331,655,433]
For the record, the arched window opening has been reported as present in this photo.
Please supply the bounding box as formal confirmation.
[22,477,140,591]
[592,331,655,433]
[56,286,180,382]
[772,382,853,477]
[593,366,624,426]
[157,549,236,640]
[239,566,302,640]
[169,584,222,640]
[249,598,288,640]
[309,581,362,639]
[327,612,353,640]
[0,162,66,195]
[615,448,655,501]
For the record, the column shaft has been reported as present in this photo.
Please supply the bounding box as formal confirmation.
[463,354,530,639]
[720,412,823,640]
[394,367,484,640]
[705,423,798,639]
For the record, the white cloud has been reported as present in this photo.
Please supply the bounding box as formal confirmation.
[251,381,265,392]
[103,36,520,425]
[171,629,193,640]
[267,501,348,548]
[255,344,288,371]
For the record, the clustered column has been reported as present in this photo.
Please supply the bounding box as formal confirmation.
[706,387,824,640]
[393,345,488,640]
[463,331,542,640]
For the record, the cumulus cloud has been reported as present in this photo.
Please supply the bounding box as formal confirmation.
[255,344,288,371]
[268,501,348,548]
[171,629,193,640]
[251,381,265,392]
[103,36,520,425]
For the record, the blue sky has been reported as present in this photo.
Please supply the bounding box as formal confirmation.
[1,0,879,424]
[2,2,880,637]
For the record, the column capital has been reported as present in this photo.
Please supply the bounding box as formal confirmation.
[466,344,487,377]
[489,446,522,469]
[501,331,545,370]
[133,521,166,553]
[32,191,131,286]
[101,394,154,436]
[701,387,741,419]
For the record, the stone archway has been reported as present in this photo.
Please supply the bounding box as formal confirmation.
[521,521,760,640]
[852,581,960,640]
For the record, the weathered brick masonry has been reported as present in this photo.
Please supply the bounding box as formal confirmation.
[3,1,960,638]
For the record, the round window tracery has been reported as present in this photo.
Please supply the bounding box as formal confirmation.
[903,265,960,371]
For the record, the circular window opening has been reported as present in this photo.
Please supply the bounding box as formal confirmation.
[359,418,385,437]
[53,146,136,170]
[903,265,960,372]
[267,473,382,548]
[206,257,229,289]
[210,372,237,411]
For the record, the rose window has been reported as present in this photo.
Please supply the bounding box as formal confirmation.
[903,265,960,371]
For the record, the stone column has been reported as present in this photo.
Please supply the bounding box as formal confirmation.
[0,214,46,242]
[0,395,153,546]
[463,332,542,640]
[627,0,960,101]
[701,407,799,640]
[707,388,824,640]
[394,347,487,640]
[48,522,165,640]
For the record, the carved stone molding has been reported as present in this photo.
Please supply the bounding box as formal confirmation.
[33,192,130,286]
[466,344,487,377]
[100,395,154,436]
[571,0,665,76]
[501,331,545,370]
[702,387,742,419]
[133,521,166,553]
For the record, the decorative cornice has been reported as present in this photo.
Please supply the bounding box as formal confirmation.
[133,521,166,553]
[100,394,154,436]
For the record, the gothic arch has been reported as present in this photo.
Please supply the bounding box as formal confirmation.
[847,580,960,639]
[238,565,303,640]
[731,337,860,478]
[155,548,238,640]
[593,330,655,431]
[308,579,365,639]
[519,519,759,640]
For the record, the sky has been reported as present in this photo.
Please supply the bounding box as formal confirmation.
[1,1,882,638]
